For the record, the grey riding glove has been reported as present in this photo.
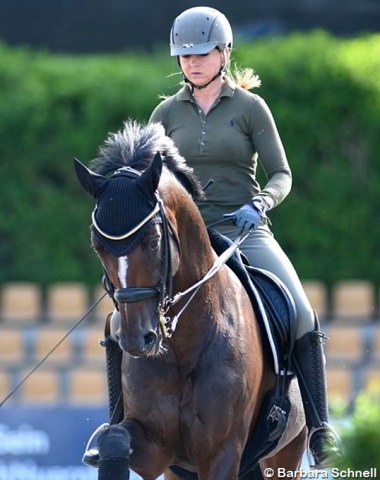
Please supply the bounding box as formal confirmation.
[224,195,273,234]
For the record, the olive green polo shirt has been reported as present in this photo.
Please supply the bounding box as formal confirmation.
[149,79,292,225]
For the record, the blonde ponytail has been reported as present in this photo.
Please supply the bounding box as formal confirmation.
[228,66,261,90]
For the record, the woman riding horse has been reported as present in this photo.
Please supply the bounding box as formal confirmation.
[75,120,306,479]
[83,6,341,473]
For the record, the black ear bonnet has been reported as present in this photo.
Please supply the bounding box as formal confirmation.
[74,153,163,256]
[92,170,159,256]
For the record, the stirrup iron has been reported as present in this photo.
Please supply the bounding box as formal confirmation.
[82,423,109,468]
[307,422,343,469]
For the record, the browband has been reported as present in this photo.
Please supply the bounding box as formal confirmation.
[91,202,161,241]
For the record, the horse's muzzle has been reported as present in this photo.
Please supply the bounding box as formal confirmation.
[119,328,160,358]
[114,287,159,304]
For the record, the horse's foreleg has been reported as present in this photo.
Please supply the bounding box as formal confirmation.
[194,445,244,480]
[125,420,174,480]
[97,424,131,480]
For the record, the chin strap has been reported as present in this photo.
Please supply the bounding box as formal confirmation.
[183,66,225,94]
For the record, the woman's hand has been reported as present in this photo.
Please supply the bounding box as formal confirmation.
[224,196,272,234]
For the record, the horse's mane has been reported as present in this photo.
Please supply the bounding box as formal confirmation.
[90,120,204,200]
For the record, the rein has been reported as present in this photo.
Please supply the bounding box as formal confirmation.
[160,228,249,336]
[0,292,108,407]
[100,193,249,338]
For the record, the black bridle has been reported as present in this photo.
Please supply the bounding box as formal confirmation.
[93,166,178,337]
[112,195,175,311]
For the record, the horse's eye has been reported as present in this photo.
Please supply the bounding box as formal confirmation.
[150,238,160,251]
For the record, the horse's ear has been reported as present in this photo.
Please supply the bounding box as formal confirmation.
[136,152,163,196]
[73,158,109,198]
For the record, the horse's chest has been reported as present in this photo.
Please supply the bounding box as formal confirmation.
[123,353,248,451]
[123,356,182,426]
[124,360,226,429]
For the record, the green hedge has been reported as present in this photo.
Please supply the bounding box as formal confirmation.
[0,32,379,286]
[334,391,380,472]
[235,33,380,284]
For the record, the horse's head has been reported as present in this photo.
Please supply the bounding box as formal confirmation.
[75,151,182,357]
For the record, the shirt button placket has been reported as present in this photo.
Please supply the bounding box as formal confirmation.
[199,109,207,154]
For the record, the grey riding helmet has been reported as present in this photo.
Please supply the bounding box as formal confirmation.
[170,6,233,56]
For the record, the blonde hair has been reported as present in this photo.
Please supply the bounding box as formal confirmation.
[223,48,261,90]
[158,55,261,100]
[228,66,261,90]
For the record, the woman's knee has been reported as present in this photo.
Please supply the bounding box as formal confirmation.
[295,301,315,339]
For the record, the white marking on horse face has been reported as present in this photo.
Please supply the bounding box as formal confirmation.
[118,256,128,288]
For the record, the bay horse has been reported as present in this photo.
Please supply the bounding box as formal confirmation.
[74,121,306,480]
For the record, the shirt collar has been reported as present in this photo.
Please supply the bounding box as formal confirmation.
[176,76,236,102]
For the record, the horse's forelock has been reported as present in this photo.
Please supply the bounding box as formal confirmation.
[89,120,204,200]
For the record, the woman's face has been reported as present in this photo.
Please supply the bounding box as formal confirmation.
[179,48,224,87]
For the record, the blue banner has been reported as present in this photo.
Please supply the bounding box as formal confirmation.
[0,406,160,480]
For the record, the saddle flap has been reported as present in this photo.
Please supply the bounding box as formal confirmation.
[208,228,297,375]
[246,265,297,372]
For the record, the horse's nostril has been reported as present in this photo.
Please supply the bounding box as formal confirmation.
[144,331,157,347]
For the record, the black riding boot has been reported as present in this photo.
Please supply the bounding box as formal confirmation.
[82,320,124,468]
[292,313,342,469]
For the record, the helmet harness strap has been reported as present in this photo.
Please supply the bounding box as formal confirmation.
[183,66,224,94]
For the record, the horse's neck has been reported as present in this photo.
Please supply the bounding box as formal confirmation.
[163,181,238,357]
[170,222,234,359]
[170,213,256,364]
[174,218,217,291]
